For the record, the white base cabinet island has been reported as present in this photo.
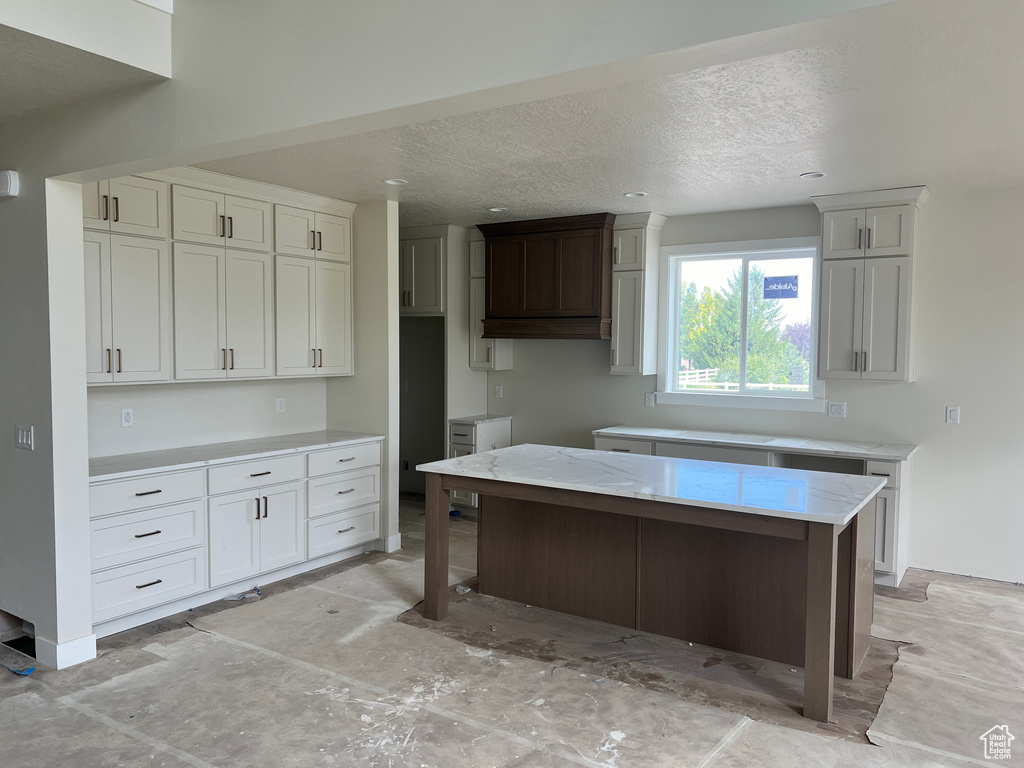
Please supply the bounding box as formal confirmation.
[89,431,384,638]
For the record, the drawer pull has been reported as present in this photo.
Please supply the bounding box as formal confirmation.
[135,579,163,590]
[135,489,163,497]
[337,488,356,495]
[453,433,469,437]
[338,457,357,463]
[250,471,272,477]
[870,472,891,477]
[612,448,630,452]
[134,530,162,539]
[338,526,356,534]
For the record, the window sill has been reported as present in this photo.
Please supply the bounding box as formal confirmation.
[655,391,827,413]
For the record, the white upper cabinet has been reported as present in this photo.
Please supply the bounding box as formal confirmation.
[822,205,913,260]
[85,177,169,238]
[469,276,512,370]
[173,243,274,380]
[172,186,273,252]
[613,228,645,271]
[87,235,171,383]
[275,205,351,261]
[818,259,865,379]
[469,240,486,278]
[275,255,353,377]
[399,237,444,315]
[610,271,644,374]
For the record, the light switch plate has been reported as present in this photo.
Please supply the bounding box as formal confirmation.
[276,398,286,414]
[495,385,503,399]
[15,425,33,450]
[946,405,961,424]
[828,401,847,418]
[121,408,134,428]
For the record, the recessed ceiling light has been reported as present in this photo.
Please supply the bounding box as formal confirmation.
[488,207,509,212]
[799,172,827,180]
[384,178,408,185]
[624,192,648,198]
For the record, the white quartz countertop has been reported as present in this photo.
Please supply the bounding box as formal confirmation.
[448,414,513,425]
[417,444,885,526]
[90,431,385,481]
[593,426,917,462]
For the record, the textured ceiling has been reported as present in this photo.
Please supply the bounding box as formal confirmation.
[0,24,164,125]
[198,1,1024,227]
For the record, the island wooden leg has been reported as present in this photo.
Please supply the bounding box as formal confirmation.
[804,521,839,722]
[424,472,450,621]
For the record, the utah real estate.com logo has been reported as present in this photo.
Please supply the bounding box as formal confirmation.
[980,725,1014,760]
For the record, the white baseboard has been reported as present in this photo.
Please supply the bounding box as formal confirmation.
[376,533,402,554]
[34,633,97,670]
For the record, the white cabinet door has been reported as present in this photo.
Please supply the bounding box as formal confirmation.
[173,242,227,380]
[109,177,169,238]
[818,259,864,379]
[258,481,306,571]
[109,236,171,382]
[400,237,444,314]
[469,277,492,369]
[865,205,912,258]
[822,209,866,260]
[84,232,114,383]
[172,186,225,246]
[275,205,316,257]
[314,212,351,262]
[83,180,111,231]
[315,260,353,375]
[469,240,486,278]
[610,271,643,374]
[209,492,261,587]
[449,446,476,507]
[613,228,645,271]
[874,488,897,573]
[225,196,273,252]
[226,250,274,378]
[862,257,910,381]
[275,255,318,376]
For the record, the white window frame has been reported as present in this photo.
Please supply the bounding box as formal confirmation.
[656,236,825,412]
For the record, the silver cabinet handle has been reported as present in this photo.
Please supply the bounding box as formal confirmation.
[486,347,491,363]
[338,526,356,534]
[337,488,356,495]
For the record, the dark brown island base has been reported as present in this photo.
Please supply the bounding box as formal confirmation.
[418,444,884,723]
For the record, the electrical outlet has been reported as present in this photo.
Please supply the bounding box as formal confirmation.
[121,408,134,428]
[495,385,503,399]
[644,392,656,407]
[946,405,961,424]
[827,401,847,418]
[15,425,33,451]
[276,398,286,414]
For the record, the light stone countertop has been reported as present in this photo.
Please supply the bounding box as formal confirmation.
[418,443,885,526]
[90,430,384,482]
[593,426,917,462]
[448,414,513,425]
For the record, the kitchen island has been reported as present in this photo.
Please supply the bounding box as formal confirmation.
[417,444,885,722]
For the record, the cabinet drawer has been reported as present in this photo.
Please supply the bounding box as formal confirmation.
[307,467,381,519]
[865,460,900,489]
[307,442,381,477]
[594,437,653,455]
[208,454,305,495]
[655,442,771,466]
[92,547,207,624]
[91,501,206,571]
[307,504,379,559]
[90,470,205,518]
[449,424,476,447]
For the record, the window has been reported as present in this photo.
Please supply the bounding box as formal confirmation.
[658,237,822,409]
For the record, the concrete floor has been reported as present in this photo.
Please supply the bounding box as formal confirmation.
[0,496,1020,767]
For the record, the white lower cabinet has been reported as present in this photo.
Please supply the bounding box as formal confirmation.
[92,548,207,625]
[447,416,513,509]
[208,481,305,587]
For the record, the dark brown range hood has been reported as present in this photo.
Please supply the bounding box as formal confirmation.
[478,212,615,340]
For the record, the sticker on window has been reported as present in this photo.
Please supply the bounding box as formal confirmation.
[763,276,798,299]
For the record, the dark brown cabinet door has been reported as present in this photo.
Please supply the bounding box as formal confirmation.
[486,239,524,315]
[523,236,558,313]
[557,230,600,315]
